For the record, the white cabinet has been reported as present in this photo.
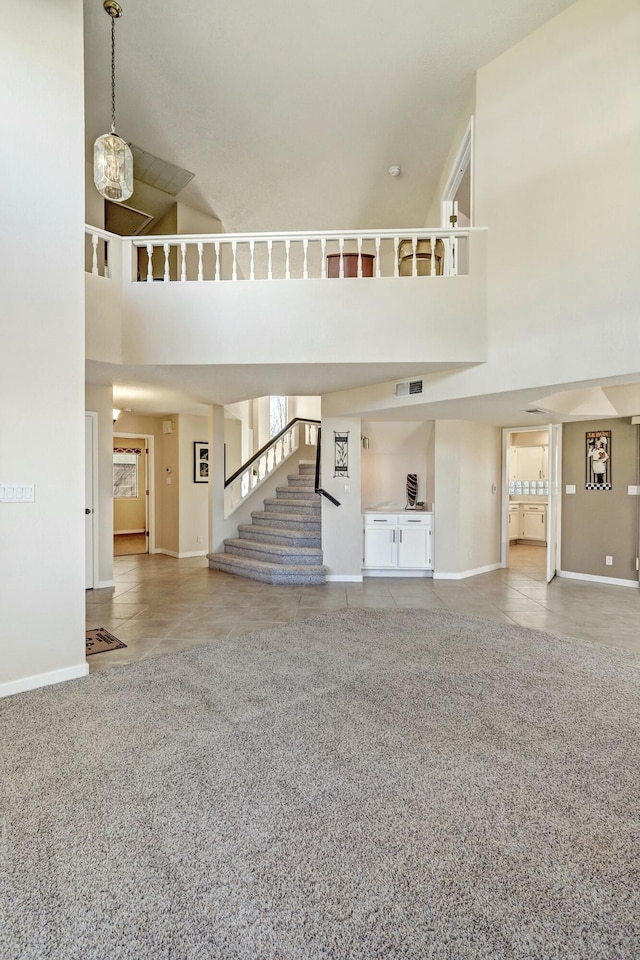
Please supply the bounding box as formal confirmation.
[363,521,397,568]
[511,445,548,481]
[521,504,546,542]
[363,513,433,572]
[508,504,520,541]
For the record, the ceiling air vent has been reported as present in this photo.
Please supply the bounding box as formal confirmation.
[395,379,423,398]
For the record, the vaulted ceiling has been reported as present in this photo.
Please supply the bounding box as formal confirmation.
[83,0,575,233]
[85,0,606,423]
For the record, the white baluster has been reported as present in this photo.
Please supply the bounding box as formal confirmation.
[267,239,273,280]
[180,242,187,281]
[146,243,154,282]
[430,235,435,276]
[451,236,457,276]
[214,240,221,281]
[285,239,290,280]
[232,240,237,281]
[91,233,99,275]
[412,237,418,278]
[357,236,363,278]
[250,239,255,280]
[303,238,308,280]
[393,237,399,278]
[241,472,249,498]
[163,243,170,282]
[339,237,345,278]
[321,238,327,278]
[197,242,203,282]
[375,236,381,277]
[103,241,110,279]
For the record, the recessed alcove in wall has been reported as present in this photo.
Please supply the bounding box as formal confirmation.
[361,421,434,509]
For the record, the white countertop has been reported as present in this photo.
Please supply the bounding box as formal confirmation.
[363,507,434,515]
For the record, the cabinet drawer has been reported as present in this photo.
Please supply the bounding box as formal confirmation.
[522,505,546,514]
[363,514,397,524]
[398,514,431,526]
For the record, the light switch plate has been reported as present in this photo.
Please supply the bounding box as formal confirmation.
[0,483,35,502]
[565,484,576,494]
[628,485,640,496]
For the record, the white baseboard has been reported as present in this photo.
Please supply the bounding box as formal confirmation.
[557,569,639,589]
[363,569,432,578]
[433,562,502,581]
[0,662,89,699]
[97,579,116,589]
[156,548,208,559]
[326,574,363,583]
[114,528,146,535]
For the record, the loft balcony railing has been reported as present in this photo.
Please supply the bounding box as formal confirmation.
[85,226,475,282]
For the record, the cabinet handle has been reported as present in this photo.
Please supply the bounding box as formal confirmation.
[400,530,403,543]
[373,519,387,523]
[392,530,395,543]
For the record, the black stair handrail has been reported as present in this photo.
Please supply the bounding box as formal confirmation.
[314,428,341,507]
[225,417,321,488]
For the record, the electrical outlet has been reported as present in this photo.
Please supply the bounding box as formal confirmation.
[196,535,203,543]
[605,555,613,566]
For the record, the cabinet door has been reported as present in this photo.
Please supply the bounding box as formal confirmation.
[363,525,397,568]
[522,510,546,541]
[508,510,519,540]
[397,526,431,569]
[515,446,541,480]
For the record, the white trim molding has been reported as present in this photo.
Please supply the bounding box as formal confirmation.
[0,662,89,699]
[362,569,432,578]
[156,549,208,559]
[433,562,502,581]
[97,579,116,589]
[326,574,363,583]
[558,570,639,589]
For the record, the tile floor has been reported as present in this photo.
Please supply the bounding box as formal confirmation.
[87,544,640,672]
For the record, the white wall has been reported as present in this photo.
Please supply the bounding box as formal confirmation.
[178,414,209,556]
[434,421,502,578]
[361,421,433,510]
[320,418,363,580]
[1,0,86,694]
[85,384,115,587]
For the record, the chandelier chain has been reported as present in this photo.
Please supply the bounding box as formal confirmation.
[111,14,116,134]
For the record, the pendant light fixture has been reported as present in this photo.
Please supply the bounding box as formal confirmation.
[93,0,133,202]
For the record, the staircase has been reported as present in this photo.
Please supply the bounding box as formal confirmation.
[208,463,326,584]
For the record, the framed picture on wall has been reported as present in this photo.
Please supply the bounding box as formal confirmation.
[585,430,611,490]
[194,441,209,483]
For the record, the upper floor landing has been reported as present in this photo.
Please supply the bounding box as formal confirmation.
[85,225,488,371]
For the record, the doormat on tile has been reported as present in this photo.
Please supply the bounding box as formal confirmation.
[86,628,127,656]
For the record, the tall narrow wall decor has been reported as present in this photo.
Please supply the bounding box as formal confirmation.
[334,432,349,477]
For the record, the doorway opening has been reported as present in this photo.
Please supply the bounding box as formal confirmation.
[502,424,562,583]
[113,433,155,557]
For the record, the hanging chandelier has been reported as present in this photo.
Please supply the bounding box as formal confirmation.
[93,0,133,202]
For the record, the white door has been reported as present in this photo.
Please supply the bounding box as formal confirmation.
[85,413,96,589]
[546,424,562,583]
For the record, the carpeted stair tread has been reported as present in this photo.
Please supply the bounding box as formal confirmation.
[251,510,321,528]
[237,524,321,547]
[275,486,320,499]
[263,497,320,513]
[224,538,323,565]
[208,552,326,584]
